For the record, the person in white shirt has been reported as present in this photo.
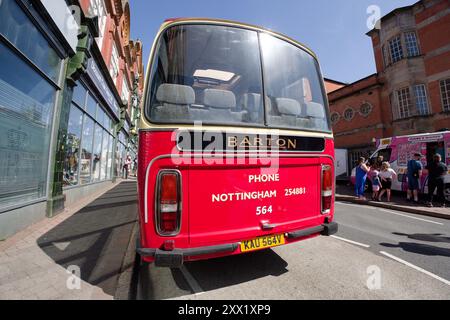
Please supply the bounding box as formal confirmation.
[378,162,397,202]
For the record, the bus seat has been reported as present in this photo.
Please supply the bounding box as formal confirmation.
[204,89,243,122]
[305,101,327,129]
[154,83,196,120]
[276,98,302,127]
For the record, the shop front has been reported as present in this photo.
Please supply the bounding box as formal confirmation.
[0,0,78,239]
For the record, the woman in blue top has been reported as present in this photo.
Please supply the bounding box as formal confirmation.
[355,157,370,200]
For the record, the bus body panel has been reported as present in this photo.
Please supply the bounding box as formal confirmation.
[137,130,335,263]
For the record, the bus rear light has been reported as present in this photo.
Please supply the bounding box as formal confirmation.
[156,170,182,236]
[321,165,333,214]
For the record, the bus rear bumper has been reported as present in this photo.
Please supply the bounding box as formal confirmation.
[137,222,338,268]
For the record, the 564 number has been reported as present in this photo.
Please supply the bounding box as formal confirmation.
[256,206,273,216]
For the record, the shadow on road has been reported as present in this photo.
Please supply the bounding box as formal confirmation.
[37,181,138,296]
[137,249,289,300]
[392,232,450,244]
[380,242,450,258]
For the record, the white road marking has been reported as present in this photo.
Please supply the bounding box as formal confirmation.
[331,235,371,248]
[180,266,204,294]
[53,242,71,251]
[378,209,444,226]
[380,251,450,286]
[338,202,376,210]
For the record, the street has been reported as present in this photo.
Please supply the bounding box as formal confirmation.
[134,202,450,300]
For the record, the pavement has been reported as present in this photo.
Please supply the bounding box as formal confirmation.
[0,180,138,300]
[336,184,450,220]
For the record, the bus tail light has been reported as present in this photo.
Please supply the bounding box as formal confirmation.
[321,165,333,214]
[156,170,181,236]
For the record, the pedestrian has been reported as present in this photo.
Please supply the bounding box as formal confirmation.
[123,155,132,179]
[378,162,397,202]
[370,165,381,201]
[426,154,448,208]
[406,153,423,203]
[376,155,384,168]
[355,157,370,200]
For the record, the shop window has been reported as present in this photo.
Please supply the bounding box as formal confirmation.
[92,124,103,182]
[73,82,87,108]
[100,130,109,181]
[86,94,97,118]
[63,105,83,187]
[80,116,94,185]
[0,41,56,208]
[0,0,61,82]
[440,78,450,112]
[106,134,113,179]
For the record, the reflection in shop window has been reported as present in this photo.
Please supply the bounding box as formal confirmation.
[92,124,103,182]
[0,41,56,208]
[80,116,94,185]
[64,105,83,187]
[100,130,109,181]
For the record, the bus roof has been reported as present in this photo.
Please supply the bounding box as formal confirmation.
[158,17,319,61]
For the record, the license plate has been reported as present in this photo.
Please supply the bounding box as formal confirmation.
[240,234,286,253]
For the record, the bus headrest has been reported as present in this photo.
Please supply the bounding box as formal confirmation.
[204,89,236,109]
[242,93,262,112]
[276,98,302,116]
[157,84,195,105]
[305,101,325,118]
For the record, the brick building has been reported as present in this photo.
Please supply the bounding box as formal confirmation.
[328,0,450,170]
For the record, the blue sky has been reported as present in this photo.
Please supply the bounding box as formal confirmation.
[129,0,416,83]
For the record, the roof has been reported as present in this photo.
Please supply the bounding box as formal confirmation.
[158,18,319,61]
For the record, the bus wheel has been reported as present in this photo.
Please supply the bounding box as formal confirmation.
[445,184,450,203]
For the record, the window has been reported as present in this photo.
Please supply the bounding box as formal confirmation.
[89,0,107,50]
[360,103,372,117]
[404,32,420,57]
[260,33,330,132]
[86,94,97,117]
[396,88,412,119]
[389,36,403,64]
[80,116,94,185]
[0,0,61,82]
[147,25,330,132]
[0,41,57,208]
[413,84,429,115]
[64,105,83,187]
[73,82,87,108]
[440,78,450,112]
[121,78,130,104]
[92,124,103,181]
[343,108,354,121]
[330,112,340,124]
[110,44,120,85]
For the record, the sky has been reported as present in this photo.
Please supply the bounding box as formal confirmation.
[129,0,417,84]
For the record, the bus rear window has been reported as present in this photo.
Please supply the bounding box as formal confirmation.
[146,24,331,133]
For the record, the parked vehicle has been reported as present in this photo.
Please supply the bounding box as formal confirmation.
[351,131,450,201]
[136,18,338,268]
[335,149,349,181]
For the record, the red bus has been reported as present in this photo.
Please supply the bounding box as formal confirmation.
[137,18,338,267]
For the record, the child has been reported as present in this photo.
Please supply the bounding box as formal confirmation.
[371,166,381,201]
